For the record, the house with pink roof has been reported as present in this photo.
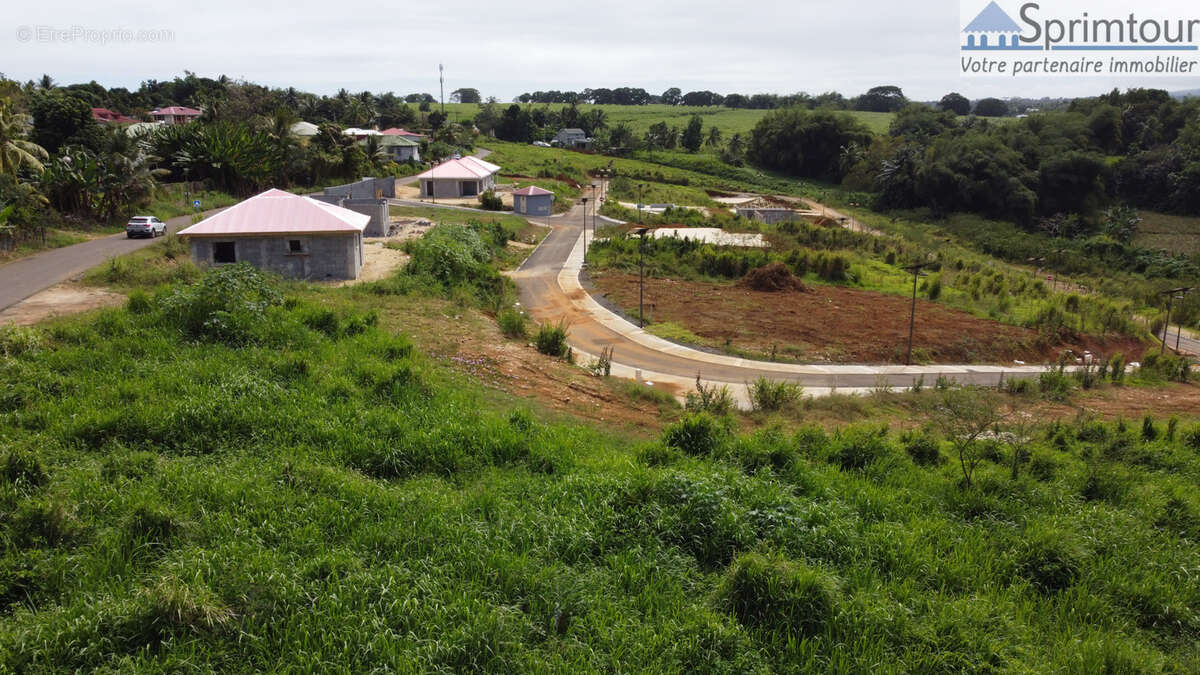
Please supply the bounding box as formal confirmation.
[381,128,427,142]
[416,156,501,199]
[512,185,555,216]
[149,106,202,124]
[178,189,369,280]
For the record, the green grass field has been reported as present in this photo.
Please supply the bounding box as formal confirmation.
[1135,211,1200,256]
[1,264,1198,671]
[438,103,895,136]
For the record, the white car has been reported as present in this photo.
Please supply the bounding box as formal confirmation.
[126,216,166,238]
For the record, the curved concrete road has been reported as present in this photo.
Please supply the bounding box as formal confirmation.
[512,202,1050,397]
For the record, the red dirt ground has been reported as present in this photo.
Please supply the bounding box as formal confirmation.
[590,272,1147,365]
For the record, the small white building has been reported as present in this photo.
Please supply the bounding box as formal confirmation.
[417,156,501,198]
[512,186,555,216]
[554,128,591,149]
[178,189,369,280]
[290,121,320,137]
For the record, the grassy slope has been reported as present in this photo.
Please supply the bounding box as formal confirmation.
[438,102,895,136]
[1136,211,1200,256]
[1,274,1198,671]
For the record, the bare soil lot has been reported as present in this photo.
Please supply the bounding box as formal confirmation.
[590,272,1147,365]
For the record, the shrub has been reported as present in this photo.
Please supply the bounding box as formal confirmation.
[1038,369,1074,402]
[902,429,943,466]
[663,412,728,456]
[159,264,283,345]
[718,552,838,638]
[497,307,527,338]
[747,377,802,412]
[685,376,735,415]
[534,320,569,358]
[127,290,153,315]
[1141,416,1158,442]
[478,190,504,211]
[1108,353,1126,383]
[831,427,892,470]
[1016,525,1085,593]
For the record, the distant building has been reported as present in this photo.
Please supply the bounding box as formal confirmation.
[91,107,137,124]
[178,189,368,280]
[381,128,427,142]
[290,121,320,137]
[343,127,380,139]
[554,128,591,149]
[512,186,555,216]
[149,106,202,124]
[378,135,421,162]
[417,156,501,198]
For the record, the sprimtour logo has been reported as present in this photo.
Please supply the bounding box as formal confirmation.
[960,1,1199,76]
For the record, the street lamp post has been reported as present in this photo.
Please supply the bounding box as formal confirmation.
[633,227,649,327]
[902,262,932,365]
[636,183,647,223]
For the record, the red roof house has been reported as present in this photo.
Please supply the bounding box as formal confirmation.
[149,106,202,124]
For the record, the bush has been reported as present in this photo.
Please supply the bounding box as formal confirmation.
[0,326,44,358]
[127,290,153,315]
[831,427,892,470]
[497,307,527,338]
[718,552,838,638]
[1038,368,1074,402]
[534,320,569,358]
[1016,525,1085,593]
[663,412,728,456]
[747,377,802,412]
[159,264,283,345]
[902,429,943,466]
[479,190,504,211]
[685,376,735,415]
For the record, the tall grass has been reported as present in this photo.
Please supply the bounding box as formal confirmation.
[0,267,1198,671]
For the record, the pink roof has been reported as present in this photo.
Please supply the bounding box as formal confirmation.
[381,128,425,137]
[177,189,369,237]
[150,106,202,116]
[417,156,501,181]
[91,107,138,124]
[512,186,554,197]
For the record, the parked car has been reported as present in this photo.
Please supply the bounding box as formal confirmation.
[126,216,166,238]
[531,141,551,148]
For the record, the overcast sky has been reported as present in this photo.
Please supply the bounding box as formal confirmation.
[4,0,1198,103]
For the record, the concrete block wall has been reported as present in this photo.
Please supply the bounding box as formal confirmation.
[324,177,397,201]
[341,199,390,237]
[188,233,362,280]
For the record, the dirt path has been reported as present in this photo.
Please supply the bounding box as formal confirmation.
[0,283,125,326]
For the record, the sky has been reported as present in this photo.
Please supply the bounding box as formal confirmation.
[3,0,1199,103]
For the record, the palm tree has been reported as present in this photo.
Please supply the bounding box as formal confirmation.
[38,74,55,91]
[0,98,48,177]
[363,135,389,172]
[705,126,724,149]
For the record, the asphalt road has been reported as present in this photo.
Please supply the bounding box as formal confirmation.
[512,203,1044,390]
[0,211,205,312]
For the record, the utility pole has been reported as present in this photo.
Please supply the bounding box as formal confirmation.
[903,262,932,365]
[1160,287,1192,354]
[636,183,646,223]
[439,64,445,115]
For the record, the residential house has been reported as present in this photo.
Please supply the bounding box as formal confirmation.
[178,188,368,280]
[416,156,501,199]
[554,128,591,149]
[512,186,555,216]
[378,135,421,162]
[381,128,427,143]
[149,106,202,124]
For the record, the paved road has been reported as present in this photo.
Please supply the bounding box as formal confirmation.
[512,201,1043,391]
[0,211,206,312]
